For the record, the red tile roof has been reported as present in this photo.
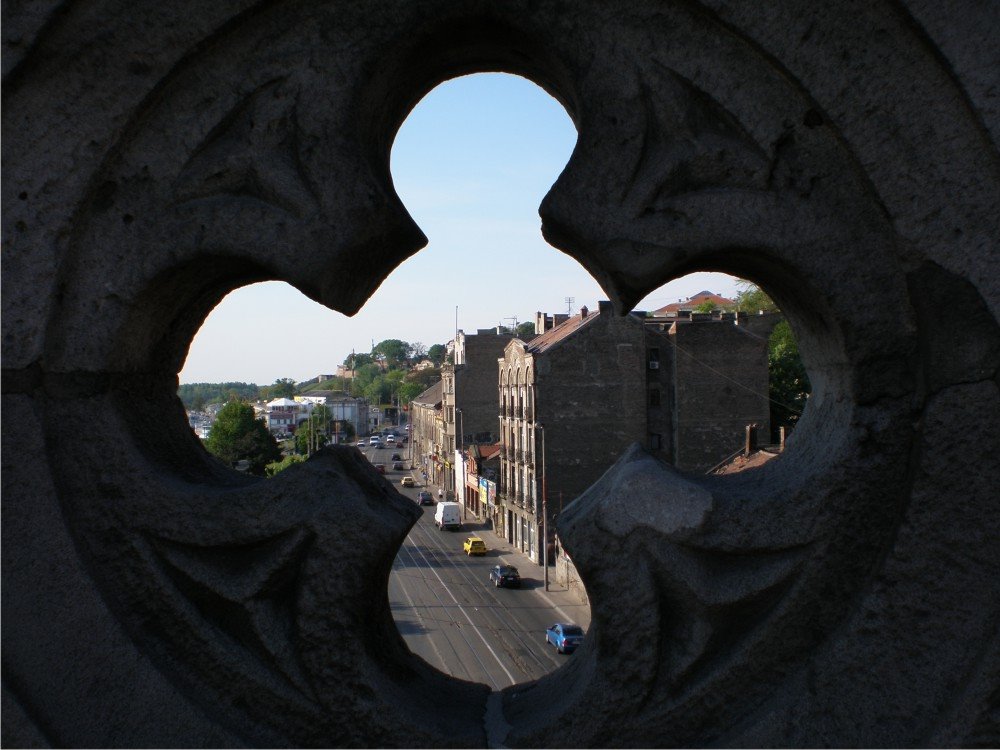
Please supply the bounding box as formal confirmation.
[653,290,734,314]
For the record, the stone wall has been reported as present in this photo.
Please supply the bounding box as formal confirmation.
[536,311,649,504]
[456,331,520,443]
[669,320,771,472]
[3,1,997,747]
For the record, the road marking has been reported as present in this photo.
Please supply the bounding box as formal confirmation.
[407,542,518,686]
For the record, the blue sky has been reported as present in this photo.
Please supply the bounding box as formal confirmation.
[179,73,740,384]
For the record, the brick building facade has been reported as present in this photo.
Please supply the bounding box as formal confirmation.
[496,302,773,563]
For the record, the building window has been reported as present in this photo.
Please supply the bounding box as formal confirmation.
[648,347,660,370]
[649,433,662,450]
[649,388,661,406]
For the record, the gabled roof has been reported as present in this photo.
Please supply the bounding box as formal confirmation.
[412,380,442,407]
[267,398,300,407]
[525,308,602,354]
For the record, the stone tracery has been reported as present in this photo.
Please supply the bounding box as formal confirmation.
[3,1,997,747]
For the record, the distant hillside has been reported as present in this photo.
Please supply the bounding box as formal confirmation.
[178,382,260,409]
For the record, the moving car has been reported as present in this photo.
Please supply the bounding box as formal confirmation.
[545,623,584,654]
[434,502,461,530]
[401,476,415,487]
[392,461,404,470]
[417,491,434,506]
[463,536,487,556]
[391,453,402,461]
[489,564,520,588]
[369,436,380,445]
[373,463,386,474]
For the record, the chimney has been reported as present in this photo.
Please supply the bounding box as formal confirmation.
[744,424,759,456]
[580,305,589,318]
[598,300,612,314]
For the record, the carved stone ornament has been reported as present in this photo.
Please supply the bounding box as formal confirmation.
[3,1,998,747]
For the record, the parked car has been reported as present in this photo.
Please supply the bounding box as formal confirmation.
[373,463,386,474]
[489,564,521,588]
[401,476,415,487]
[545,623,585,654]
[417,491,434,506]
[392,461,404,470]
[463,536,487,556]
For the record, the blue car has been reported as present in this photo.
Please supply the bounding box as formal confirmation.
[545,623,585,654]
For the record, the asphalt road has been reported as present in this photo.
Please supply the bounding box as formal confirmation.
[358,441,575,689]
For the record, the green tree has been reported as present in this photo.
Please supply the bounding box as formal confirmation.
[373,339,411,368]
[269,378,297,399]
[694,300,716,313]
[733,280,778,313]
[265,453,305,477]
[344,352,373,369]
[515,321,535,337]
[768,320,810,435]
[427,343,447,365]
[295,404,333,455]
[205,400,281,475]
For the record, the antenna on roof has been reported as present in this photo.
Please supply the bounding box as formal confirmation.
[565,296,575,315]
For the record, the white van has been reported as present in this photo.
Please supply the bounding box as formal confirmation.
[434,502,461,531]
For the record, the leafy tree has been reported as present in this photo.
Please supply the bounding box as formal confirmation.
[694,300,716,313]
[269,378,297,399]
[733,280,778,313]
[410,341,428,359]
[344,352,373,369]
[178,382,260,409]
[427,343,447,365]
[295,405,333,455]
[265,453,305,477]
[405,367,440,389]
[373,339,411,368]
[205,400,281,475]
[515,322,535,337]
[398,381,425,404]
[350,363,382,397]
[768,320,811,436]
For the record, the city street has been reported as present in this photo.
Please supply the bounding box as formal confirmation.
[357,441,590,690]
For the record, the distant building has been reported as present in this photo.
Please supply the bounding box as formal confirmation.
[495,301,772,563]
[444,328,529,500]
[410,381,443,487]
[652,290,735,315]
[266,398,302,436]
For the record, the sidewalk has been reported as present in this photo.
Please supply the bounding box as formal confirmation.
[458,511,592,632]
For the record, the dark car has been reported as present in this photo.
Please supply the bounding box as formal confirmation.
[417,491,434,506]
[373,463,386,474]
[545,623,585,654]
[391,453,402,461]
[489,564,521,588]
[392,461,404,470]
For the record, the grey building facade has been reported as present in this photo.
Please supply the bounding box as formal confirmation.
[497,302,772,563]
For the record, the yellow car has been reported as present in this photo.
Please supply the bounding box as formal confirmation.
[463,536,487,556]
[401,476,415,487]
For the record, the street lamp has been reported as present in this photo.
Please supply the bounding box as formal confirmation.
[535,422,548,591]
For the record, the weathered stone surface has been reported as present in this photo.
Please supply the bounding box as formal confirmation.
[3,0,997,746]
